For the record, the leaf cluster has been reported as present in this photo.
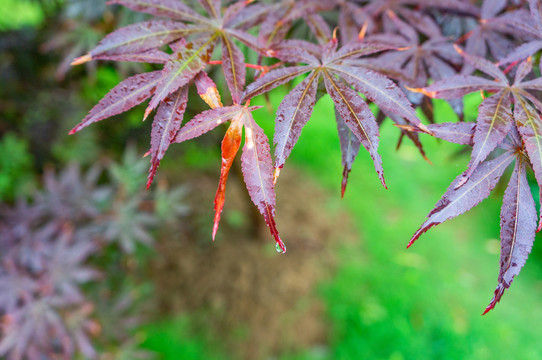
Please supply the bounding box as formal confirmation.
[69,0,542,312]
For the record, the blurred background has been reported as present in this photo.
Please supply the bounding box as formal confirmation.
[3,0,542,359]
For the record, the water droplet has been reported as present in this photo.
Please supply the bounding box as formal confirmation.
[276,243,285,254]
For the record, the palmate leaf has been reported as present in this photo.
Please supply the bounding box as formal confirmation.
[244,35,425,189]
[147,86,189,188]
[82,0,265,110]
[484,157,537,314]
[418,54,542,192]
[408,54,542,311]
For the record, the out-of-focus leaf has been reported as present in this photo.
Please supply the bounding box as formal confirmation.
[108,0,210,23]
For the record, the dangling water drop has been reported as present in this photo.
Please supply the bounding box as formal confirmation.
[276,243,285,254]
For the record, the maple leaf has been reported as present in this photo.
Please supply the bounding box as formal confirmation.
[243,36,426,192]
[411,48,542,187]
[408,143,536,313]
[74,0,267,109]
[408,50,542,312]
[72,0,274,187]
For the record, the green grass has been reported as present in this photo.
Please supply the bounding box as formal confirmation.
[140,316,229,360]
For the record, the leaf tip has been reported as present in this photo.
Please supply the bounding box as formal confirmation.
[341,167,350,198]
[453,43,464,55]
[483,284,505,315]
[386,9,398,19]
[358,21,368,41]
[143,107,153,121]
[273,167,281,185]
[212,221,219,241]
[404,85,435,98]
[417,122,434,136]
[147,161,159,190]
[71,54,92,66]
[200,87,223,109]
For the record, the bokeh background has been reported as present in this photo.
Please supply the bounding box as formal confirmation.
[3,1,542,359]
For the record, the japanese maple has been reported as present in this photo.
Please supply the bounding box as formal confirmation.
[68,0,542,314]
